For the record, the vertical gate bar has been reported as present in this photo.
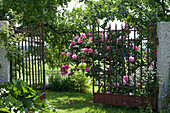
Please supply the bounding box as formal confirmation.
[21,27,25,81]
[14,26,17,78]
[41,20,45,92]
[34,25,37,89]
[39,24,42,90]
[97,23,100,93]
[31,26,34,89]
[37,31,40,86]
[115,24,118,94]
[18,31,21,78]
[25,27,28,84]
[134,25,136,96]
[146,24,149,99]
[127,24,130,95]
[121,24,124,95]
[92,20,95,94]
[9,24,13,82]
[103,24,106,94]
[153,23,157,109]
[109,24,112,93]
[28,25,31,87]
[140,24,143,106]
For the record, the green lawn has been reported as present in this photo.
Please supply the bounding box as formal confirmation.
[46,91,141,113]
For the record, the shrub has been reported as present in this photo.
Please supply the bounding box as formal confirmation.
[0,79,57,113]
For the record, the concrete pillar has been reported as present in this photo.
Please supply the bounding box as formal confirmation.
[0,21,10,84]
[157,22,170,111]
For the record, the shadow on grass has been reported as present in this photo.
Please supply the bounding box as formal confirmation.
[46,91,142,113]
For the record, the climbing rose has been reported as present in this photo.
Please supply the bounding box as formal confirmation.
[114,83,119,86]
[124,75,131,81]
[125,23,129,28]
[145,55,148,59]
[81,59,85,63]
[82,48,89,52]
[65,64,69,69]
[74,35,79,40]
[146,49,150,53]
[71,41,75,45]
[83,54,86,59]
[132,45,139,50]
[67,52,71,57]
[88,49,93,53]
[137,83,140,86]
[129,56,134,62]
[107,46,110,50]
[80,33,86,38]
[89,37,93,40]
[106,92,110,94]
[62,65,66,70]
[64,70,68,74]
[123,80,127,85]
[102,35,107,40]
[85,67,90,72]
[72,54,77,59]
[68,72,71,76]
[61,71,65,75]
[61,52,65,56]
[87,32,91,36]
[78,38,83,44]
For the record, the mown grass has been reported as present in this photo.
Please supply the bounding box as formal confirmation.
[46,91,141,113]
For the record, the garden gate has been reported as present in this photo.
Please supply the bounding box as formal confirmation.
[92,19,158,109]
[9,21,45,99]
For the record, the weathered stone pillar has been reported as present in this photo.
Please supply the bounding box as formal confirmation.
[157,22,170,111]
[0,21,10,84]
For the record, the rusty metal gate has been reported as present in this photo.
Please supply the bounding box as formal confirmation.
[9,21,45,99]
[92,19,158,109]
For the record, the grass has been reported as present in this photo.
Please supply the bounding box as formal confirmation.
[46,91,141,113]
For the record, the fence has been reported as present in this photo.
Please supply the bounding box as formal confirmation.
[92,19,158,109]
[9,21,45,99]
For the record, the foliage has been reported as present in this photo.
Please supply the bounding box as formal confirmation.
[0,79,57,113]
[48,72,91,92]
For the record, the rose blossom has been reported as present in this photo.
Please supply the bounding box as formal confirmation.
[114,83,119,86]
[132,45,139,50]
[123,80,127,85]
[71,41,75,46]
[137,83,140,86]
[82,48,89,52]
[78,38,83,44]
[85,67,90,72]
[72,54,77,59]
[146,49,150,53]
[61,52,65,56]
[88,49,93,53]
[129,56,135,62]
[83,54,86,59]
[64,70,68,74]
[89,37,93,40]
[74,35,79,40]
[107,46,110,50]
[62,65,66,70]
[87,32,91,36]
[66,52,71,57]
[80,33,86,38]
[65,64,69,69]
[81,59,85,63]
[124,75,131,81]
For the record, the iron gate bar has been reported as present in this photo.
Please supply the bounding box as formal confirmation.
[92,20,158,109]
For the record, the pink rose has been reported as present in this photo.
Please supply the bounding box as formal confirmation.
[64,70,68,74]
[82,48,89,52]
[106,92,110,94]
[124,75,131,81]
[114,83,119,86]
[72,54,77,59]
[74,35,79,40]
[71,41,75,46]
[125,23,129,28]
[61,52,65,56]
[89,37,93,40]
[87,32,91,36]
[80,33,86,38]
[132,45,139,50]
[65,64,69,69]
[78,38,83,44]
[85,67,90,72]
[67,52,71,57]
[107,46,110,50]
[81,59,85,63]
[137,83,140,86]
[123,80,127,85]
[62,65,66,70]
[145,55,148,59]
[83,54,86,59]
[129,56,135,62]
[88,49,93,53]
[61,71,65,75]
[146,49,150,53]
[68,72,71,76]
